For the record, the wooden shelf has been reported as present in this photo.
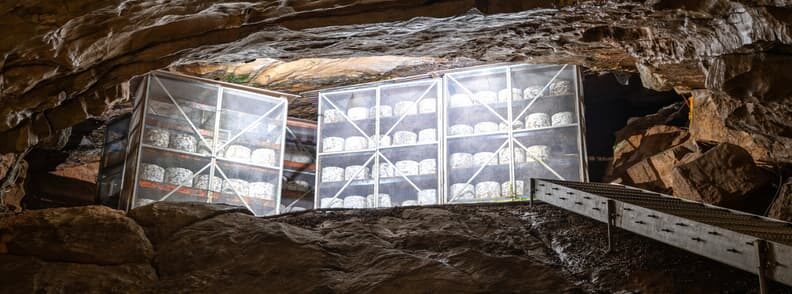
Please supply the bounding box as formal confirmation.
[137,180,277,208]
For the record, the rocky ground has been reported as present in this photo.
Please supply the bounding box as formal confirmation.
[1,202,790,293]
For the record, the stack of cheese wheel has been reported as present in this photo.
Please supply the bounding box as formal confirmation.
[164,167,193,187]
[344,136,368,151]
[321,197,343,208]
[419,159,437,175]
[394,101,418,117]
[525,145,550,162]
[249,182,275,200]
[323,109,344,123]
[498,88,522,102]
[525,113,551,129]
[321,167,344,182]
[226,145,252,161]
[449,124,473,136]
[370,105,393,118]
[551,111,574,126]
[474,121,499,134]
[347,107,369,121]
[450,153,473,169]
[377,163,396,178]
[345,165,369,180]
[393,131,417,145]
[501,180,525,197]
[450,183,475,200]
[322,137,344,152]
[145,128,170,147]
[523,86,543,100]
[476,181,501,199]
[549,80,571,96]
[169,133,197,153]
[141,164,165,182]
[395,160,420,176]
[366,194,392,208]
[251,148,277,166]
[194,175,222,192]
[368,135,391,149]
[499,148,526,164]
[344,195,367,208]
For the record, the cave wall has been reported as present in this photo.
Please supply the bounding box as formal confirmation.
[1,0,791,215]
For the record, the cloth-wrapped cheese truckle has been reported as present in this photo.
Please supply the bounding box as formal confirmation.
[223,178,250,196]
[450,183,475,201]
[368,135,391,149]
[249,182,275,200]
[168,132,197,153]
[450,153,474,169]
[141,163,165,182]
[323,109,344,123]
[525,145,551,162]
[498,88,522,102]
[164,167,194,187]
[476,181,501,199]
[370,105,393,118]
[322,137,345,153]
[549,80,572,96]
[193,175,222,192]
[321,197,343,208]
[525,113,551,129]
[395,160,420,176]
[225,145,252,162]
[144,128,170,147]
[344,136,368,151]
[251,148,277,166]
[523,86,543,100]
[321,167,345,182]
[347,107,369,121]
[551,111,574,126]
[474,121,499,134]
[418,189,438,205]
[366,194,392,208]
[393,131,418,145]
[344,165,370,181]
[419,159,437,175]
[449,124,474,136]
[344,195,367,208]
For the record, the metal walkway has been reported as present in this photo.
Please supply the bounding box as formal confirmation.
[531,179,792,290]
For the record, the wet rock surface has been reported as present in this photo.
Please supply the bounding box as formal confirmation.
[1,202,790,293]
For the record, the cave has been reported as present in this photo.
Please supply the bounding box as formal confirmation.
[1,1,792,293]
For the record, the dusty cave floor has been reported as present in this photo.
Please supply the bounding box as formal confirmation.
[1,201,791,293]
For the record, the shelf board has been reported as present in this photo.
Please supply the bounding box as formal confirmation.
[215,157,281,172]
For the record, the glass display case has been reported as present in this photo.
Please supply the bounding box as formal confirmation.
[316,78,443,209]
[444,64,586,204]
[281,117,317,212]
[315,63,586,208]
[119,71,290,216]
[97,114,131,207]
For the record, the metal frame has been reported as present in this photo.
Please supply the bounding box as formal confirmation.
[120,71,290,216]
[316,63,587,208]
[532,179,792,289]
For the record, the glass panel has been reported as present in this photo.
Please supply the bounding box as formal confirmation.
[281,170,315,212]
[445,67,510,138]
[316,152,376,209]
[214,160,280,216]
[377,146,438,207]
[317,88,377,154]
[509,65,578,128]
[445,135,510,203]
[134,147,212,207]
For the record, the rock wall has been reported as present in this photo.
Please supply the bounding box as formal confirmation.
[1,202,786,293]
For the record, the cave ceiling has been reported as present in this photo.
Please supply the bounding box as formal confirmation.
[0,0,790,158]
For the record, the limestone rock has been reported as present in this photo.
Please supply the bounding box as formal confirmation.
[671,143,774,213]
[608,125,690,183]
[768,178,792,222]
[0,255,155,294]
[0,206,153,264]
[0,153,28,213]
[127,201,251,247]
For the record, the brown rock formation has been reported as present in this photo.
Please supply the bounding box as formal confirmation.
[1,202,787,293]
[671,143,774,213]
[768,178,792,222]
